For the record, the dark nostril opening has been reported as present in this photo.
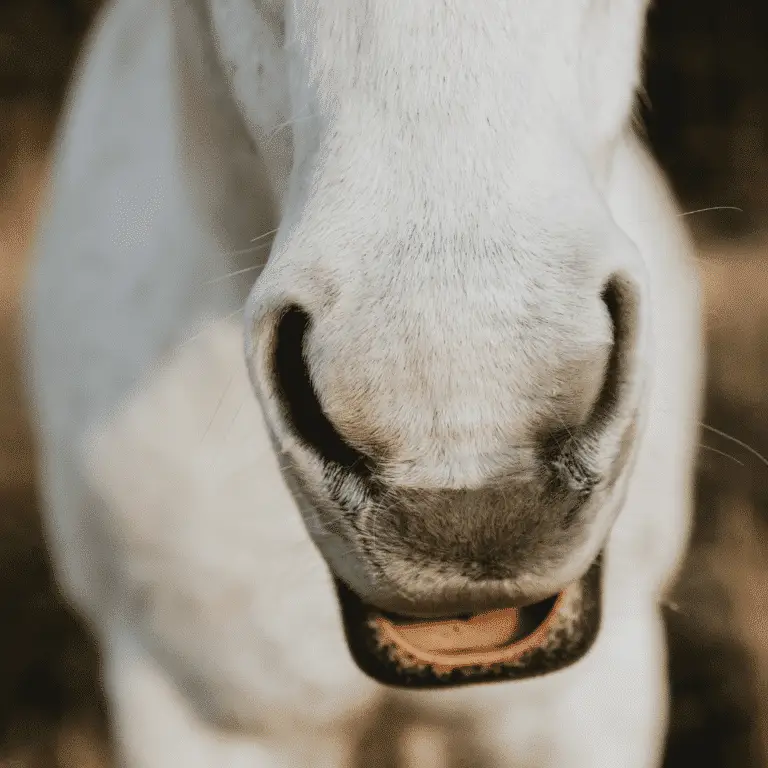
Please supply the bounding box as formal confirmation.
[271,305,372,476]
[542,273,640,500]
[590,273,638,428]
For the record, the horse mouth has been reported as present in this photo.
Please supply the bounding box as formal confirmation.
[332,553,603,689]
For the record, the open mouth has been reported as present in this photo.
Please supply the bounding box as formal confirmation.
[332,552,603,689]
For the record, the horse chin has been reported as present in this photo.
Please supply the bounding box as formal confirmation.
[330,552,604,689]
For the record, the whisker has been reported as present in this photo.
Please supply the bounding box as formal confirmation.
[201,374,235,444]
[203,259,270,286]
[250,227,279,244]
[223,399,246,444]
[544,399,575,441]
[700,423,768,469]
[267,112,316,140]
[294,499,355,544]
[678,205,744,218]
[360,501,385,571]
[699,443,745,467]
[205,241,273,261]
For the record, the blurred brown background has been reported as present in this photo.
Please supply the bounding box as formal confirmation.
[1,1,767,766]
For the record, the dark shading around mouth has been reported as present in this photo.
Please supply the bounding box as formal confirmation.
[331,553,604,690]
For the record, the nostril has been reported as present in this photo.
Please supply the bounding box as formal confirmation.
[543,273,641,497]
[590,273,639,428]
[271,305,372,475]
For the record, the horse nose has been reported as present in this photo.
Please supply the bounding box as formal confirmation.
[246,267,645,490]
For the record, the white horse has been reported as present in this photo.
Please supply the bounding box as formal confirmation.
[24,0,704,765]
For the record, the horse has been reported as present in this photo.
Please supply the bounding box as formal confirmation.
[24,0,704,765]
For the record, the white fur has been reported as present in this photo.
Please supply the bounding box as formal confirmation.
[24,0,704,765]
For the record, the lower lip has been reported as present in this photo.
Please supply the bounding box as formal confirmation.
[332,552,603,689]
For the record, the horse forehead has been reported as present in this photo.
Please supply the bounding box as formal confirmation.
[292,0,588,67]
[288,0,591,123]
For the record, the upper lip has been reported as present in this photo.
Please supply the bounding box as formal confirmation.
[339,544,605,619]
